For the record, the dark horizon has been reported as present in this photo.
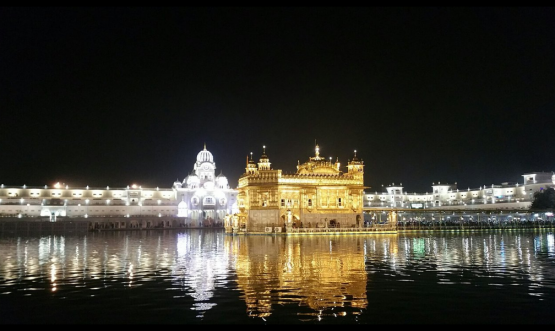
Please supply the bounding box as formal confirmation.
[2,7,555,193]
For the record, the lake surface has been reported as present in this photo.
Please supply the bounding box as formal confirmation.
[1,229,554,324]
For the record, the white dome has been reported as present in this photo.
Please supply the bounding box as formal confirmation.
[186,175,200,185]
[197,146,214,163]
[216,175,228,187]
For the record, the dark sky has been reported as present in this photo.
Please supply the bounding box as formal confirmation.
[2,7,555,193]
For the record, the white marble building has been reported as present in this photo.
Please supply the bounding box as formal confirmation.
[172,144,238,226]
[0,145,238,227]
[363,171,555,211]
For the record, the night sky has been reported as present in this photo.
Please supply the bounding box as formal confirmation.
[2,7,555,193]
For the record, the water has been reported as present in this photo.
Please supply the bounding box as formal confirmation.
[1,229,554,324]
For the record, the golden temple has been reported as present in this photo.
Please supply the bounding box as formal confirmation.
[224,144,372,234]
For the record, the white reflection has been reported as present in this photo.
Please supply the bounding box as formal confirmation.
[548,233,554,254]
[173,232,230,316]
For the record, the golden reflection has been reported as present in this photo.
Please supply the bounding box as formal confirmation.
[128,263,134,287]
[50,263,57,291]
[224,234,391,318]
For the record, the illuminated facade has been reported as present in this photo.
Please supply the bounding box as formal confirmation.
[172,144,239,226]
[0,141,552,232]
[225,145,366,234]
[363,171,555,211]
[0,145,238,228]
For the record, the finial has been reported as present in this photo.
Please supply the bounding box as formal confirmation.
[263,145,266,154]
[204,142,206,150]
[354,149,357,157]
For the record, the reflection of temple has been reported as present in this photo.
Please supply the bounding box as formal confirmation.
[225,234,371,319]
[225,144,366,234]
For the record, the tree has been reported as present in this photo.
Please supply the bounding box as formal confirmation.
[530,187,555,210]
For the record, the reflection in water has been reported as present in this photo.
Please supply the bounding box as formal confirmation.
[225,235,394,319]
[173,231,229,317]
[1,230,555,324]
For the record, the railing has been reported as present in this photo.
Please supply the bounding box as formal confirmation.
[285,225,396,233]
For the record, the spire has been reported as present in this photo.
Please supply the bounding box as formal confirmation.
[258,146,271,170]
[351,149,359,161]
[203,142,206,150]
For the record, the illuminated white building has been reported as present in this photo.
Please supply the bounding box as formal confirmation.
[172,144,238,226]
[363,171,555,211]
[0,145,238,228]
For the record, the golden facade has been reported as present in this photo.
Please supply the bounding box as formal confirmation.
[225,145,366,234]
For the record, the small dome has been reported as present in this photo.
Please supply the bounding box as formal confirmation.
[216,174,228,187]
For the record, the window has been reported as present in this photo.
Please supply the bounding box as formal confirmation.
[281,199,285,207]
[338,198,342,207]
[308,199,312,207]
